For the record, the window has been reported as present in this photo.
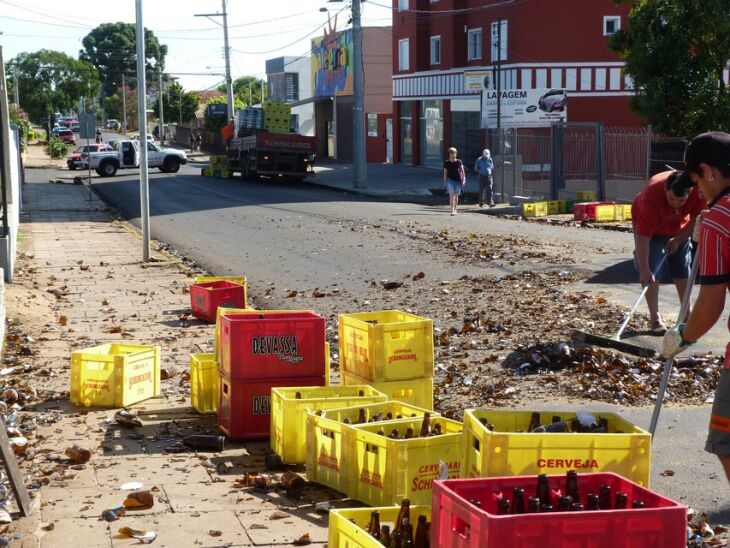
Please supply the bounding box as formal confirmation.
[398,39,409,71]
[604,16,620,35]
[398,0,408,11]
[491,20,508,62]
[467,28,482,61]
[430,36,441,65]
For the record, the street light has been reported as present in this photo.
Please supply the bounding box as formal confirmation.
[194,1,234,120]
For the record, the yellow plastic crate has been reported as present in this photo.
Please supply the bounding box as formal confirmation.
[70,344,160,407]
[190,353,218,414]
[577,190,597,201]
[341,371,433,410]
[271,385,387,464]
[352,417,463,506]
[329,505,431,548]
[338,310,434,382]
[522,202,548,217]
[595,204,618,222]
[194,276,248,289]
[306,401,438,495]
[546,200,560,215]
[616,204,633,220]
[462,409,651,486]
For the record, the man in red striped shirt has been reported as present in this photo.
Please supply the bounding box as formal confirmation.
[662,131,730,482]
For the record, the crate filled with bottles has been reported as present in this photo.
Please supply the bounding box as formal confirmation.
[350,415,463,506]
[463,409,651,485]
[431,472,687,548]
[306,402,439,495]
[329,500,431,548]
[270,385,388,464]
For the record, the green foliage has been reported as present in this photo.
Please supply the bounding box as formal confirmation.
[220,76,265,107]
[155,82,199,123]
[80,22,167,97]
[203,96,244,132]
[609,0,730,138]
[9,106,32,152]
[46,137,68,159]
[9,50,100,124]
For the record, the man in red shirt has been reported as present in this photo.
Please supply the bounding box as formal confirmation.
[662,132,730,483]
[632,170,706,333]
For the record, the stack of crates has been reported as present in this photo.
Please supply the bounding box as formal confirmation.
[576,190,597,201]
[329,505,432,548]
[216,309,329,439]
[70,344,160,407]
[338,310,435,409]
[235,107,264,135]
[431,473,687,547]
[263,100,292,135]
[573,201,617,221]
[208,156,230,178]
[462,409,651,485]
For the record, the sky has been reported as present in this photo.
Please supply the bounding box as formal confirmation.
[0,0,393,92]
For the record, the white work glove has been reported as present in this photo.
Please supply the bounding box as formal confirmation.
[661,324,694,358]
[692,210,708,242]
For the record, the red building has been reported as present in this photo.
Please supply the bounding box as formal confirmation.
[391,0,642,167]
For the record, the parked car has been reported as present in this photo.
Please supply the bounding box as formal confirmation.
[538,89,567,113]
[70,122,81,132]
[106,119,120,130]
[56,129,76,145]
[133,134,155,142]
[67,144,112,170]
[51,125,65,137]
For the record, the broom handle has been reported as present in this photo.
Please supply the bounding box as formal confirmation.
[649,250,700,437]
[615,254,669,340]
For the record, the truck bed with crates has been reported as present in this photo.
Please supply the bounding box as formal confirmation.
[227,131,316,182]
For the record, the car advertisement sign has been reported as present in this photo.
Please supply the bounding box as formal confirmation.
[481,88,567,128]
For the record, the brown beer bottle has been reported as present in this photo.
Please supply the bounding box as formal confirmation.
[393,499,411,539]
[571,502,584,511]
[598,484,612,510]
[419,412,432,437]
[386,412,394,420]
[414,515,428,548]
[401,522,415,547]
[380,524,391,546]
[531,421,569,433]
[370,510,381,538]
[557,496,572,512]
[358,389,365,396]
[343,417,352,425]
[586,494,600,510]
[528,412,541,432]
[295,392,302,399]
[527,496,540,513]
[565,470,580,503]
[366,510,376,535]
[511,487,526,514]
[631,500,645,509]
[389,428,400,439]
[358,408,367,424]
[377,428,385,436]
[431,423,442,436]
[390,527,402,548]
[404,427,415,439]
[496,498,511,515]
[615,492,628,509]
[551,415,562,424]
[536,474,551,505]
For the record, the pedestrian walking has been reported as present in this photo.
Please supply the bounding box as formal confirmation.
[443,147,465,216]
[632,168,705,333]
[661,131,730,484]
[474,149,494,207]
[195,134,202,152]
[95,129,102,144]
[189,135,195,153]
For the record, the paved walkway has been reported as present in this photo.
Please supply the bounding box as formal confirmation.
[11,143,337,546]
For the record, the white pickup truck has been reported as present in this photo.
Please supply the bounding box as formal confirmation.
[83,139,188,177]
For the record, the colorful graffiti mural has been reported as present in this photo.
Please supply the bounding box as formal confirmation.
[311,25,353,98]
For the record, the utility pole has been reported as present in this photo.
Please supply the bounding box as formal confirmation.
[135,0,151,262]
[195,1,235,120]
[158,69,165,144]
[352,0,366,188]
[12,67,19,110]
[494,20,503,202]
[122,73,128,134]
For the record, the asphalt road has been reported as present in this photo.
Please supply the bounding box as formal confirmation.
[28,162,730,523]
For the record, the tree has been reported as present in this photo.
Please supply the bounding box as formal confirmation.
[609,0,730,137]
[221,76,265,107]
[9,49,100,124]
[80,22,167,97]
[155,82,199,124]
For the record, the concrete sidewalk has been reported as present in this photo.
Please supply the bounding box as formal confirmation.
[10,144,338,546]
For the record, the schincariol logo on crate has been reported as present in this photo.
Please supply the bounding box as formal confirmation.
[345,340,369,363]
[318,449,340,471]
[252,395,270,415]
[537,457,599,469]
[251,335,303,364]
[85,381,110,395]
[388,347,417,364]
[359,470,383,488]
[412,460,461,492]
[128,371,152,389]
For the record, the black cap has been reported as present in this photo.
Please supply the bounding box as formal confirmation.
[684,131,730,173]
[665,169,694,197]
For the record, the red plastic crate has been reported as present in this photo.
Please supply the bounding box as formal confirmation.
[217,374,324,439]
[190,281,247,323]
[572,201,616,221]
[431,473,686,548]
[219,311,326,381]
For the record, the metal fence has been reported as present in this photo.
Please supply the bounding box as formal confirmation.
[487,125,686,204]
